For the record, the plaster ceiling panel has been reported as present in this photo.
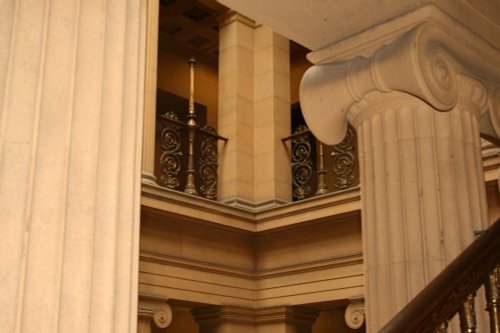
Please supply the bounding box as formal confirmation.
[217,0,427,50]
[216,0,500,51]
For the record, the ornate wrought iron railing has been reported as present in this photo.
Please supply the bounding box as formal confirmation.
[282,124,359,201]
[156,57,227,200]
[156,111,227,200]
[380,217,500,333]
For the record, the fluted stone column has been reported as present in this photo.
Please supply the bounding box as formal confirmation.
[300,17,500,332]
[142,0,160,184]
[0,0,145,332]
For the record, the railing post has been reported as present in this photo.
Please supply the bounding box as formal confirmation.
[315,142,329,195]
[184,57,199,195]
[485,266,500,333]
[459,293,477,333]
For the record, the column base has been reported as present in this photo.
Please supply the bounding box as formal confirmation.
[142,171,158,185]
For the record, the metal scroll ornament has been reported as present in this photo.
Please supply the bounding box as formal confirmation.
[331,126,355,189]
[159,111,182,189]
[292,125,313,200]
[199,126,219,200]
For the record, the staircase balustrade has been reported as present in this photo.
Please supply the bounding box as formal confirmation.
[380,218,500,333]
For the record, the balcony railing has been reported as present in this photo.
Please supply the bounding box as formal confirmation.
[156,111,227,200]
[282,124,359,201]
[380,218,500,333]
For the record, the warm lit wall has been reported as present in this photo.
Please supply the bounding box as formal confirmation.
[157,52,219,128]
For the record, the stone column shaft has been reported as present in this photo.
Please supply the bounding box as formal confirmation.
[142,0,159,184]
[218,14,291,208]
[0,0,144,332]
[299,18,500,332]
[218,14,256,204]
[350,92,488,330]
[253,26,291,204]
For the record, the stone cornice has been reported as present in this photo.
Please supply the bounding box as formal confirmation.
[140,249,362,280]
[300,20,500,145]
[141,182,361,233]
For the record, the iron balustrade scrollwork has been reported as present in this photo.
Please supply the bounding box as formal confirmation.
[332,126,355,190]
[156,113,227,200]
[155,57,227,200]
[290,125,314,200]
[159,111,183,189]
[199,126,220,200]
[282,124,358,201]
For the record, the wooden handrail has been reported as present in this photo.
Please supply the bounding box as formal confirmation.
[380,217,500,333]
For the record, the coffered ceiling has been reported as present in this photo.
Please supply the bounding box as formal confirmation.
[158,0,310,69]
[158,0,229,67]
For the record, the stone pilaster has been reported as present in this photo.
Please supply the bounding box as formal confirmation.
[0,0,144,332]
[192,305,256,333]
[256,306,319,333]
[142,0,160,184]
[253,26,291,204]
[192,305,318,333]
[300,16,500,332]
[218,14,291,208]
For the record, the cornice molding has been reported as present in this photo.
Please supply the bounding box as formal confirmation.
[141,182,361,233]
[218,11,259,29]
[300,20,500,145]
[140,250,363,280]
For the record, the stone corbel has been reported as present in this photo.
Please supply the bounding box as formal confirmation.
[300,21,500,145]
[138,295,172,333]
[344,296,365,329]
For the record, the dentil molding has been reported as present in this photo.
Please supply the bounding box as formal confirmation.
[300,20,500,145]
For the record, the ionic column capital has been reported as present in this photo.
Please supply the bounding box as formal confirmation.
[300,20,500,145]
[344,296,365,330]
[138,295,172,330]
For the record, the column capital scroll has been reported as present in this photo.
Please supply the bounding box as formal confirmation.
[344,296,365,329]
[300,20,500,145]
[138,295,172,329]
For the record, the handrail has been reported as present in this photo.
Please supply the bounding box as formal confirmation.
[380,217,500,333]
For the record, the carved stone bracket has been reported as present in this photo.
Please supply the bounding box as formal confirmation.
[138,295,172,332]
[345,296,365,329]
[300,20,500,145]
